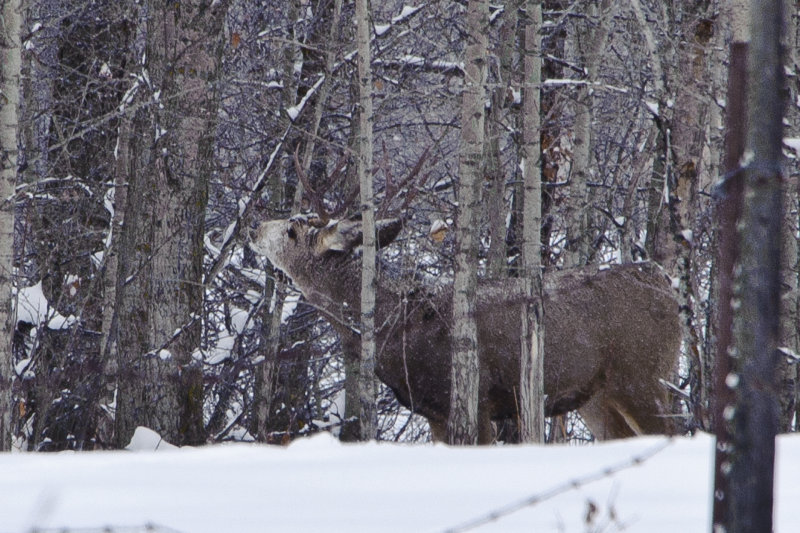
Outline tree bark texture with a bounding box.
[114,0,227,447]
[639,2,716,433]
[636,0,669,268]
[0,0,23,451]
[517,0,544,444]
[355,0,378,441]
[778,1,800,433]
[448,0,488,445]
[566,0,612,268]
[252,0,305,442]
[484,1,518,278]
[669,5,716,431]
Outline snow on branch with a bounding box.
[392,4,424,25]
[779,345,800,363]
[543,78,629,94]
[660,378,691,399]
[143,312,202,361]
[286,74,325,122]
[373,57,464,75]
[783,138,800,158]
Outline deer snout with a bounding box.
[248,220,290,269]
[248,220,276,256]
[247,219,262,248]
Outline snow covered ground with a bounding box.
[2,431,799,533]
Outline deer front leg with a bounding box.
[477,408,494,444]
[428,419,447,442]
[428,414,492,444]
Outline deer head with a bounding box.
[250,216,681,443]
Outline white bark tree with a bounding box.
[0,0,23,451]
[778,1,800,433]
[518,0,545,444]
[448,0,488,445]
[355,0,378,441]
[484,1,518,278]
[565,0,613,268]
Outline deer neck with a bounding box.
[293,254,361,319]
[292,254,402,340]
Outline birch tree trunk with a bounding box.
[0,0,23,451]
[779,169,799,433]
[778,0,800,432]
[114,0,228,447]
[668,3,716,428]
[634,1,715,432]
[355,0,378,441]
[566,0,612,267]
[484,2,518,278]
[448,0,488,445]
[518,0,544,444]
[727,1,784,530]
[631,0,669,268]
[698,0,731,432]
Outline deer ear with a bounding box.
[377,218,402,248]
[316,220,362,254]
[315,218,401,255]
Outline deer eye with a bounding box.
[287,226,297,240]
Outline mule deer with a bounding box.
[250,215,681,443]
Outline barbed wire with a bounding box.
[29,524,184,533]
[442,437,674,533]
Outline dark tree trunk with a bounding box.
[114,0,228,447]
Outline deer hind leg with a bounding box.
[577,394,638,440]
[578,388,674,440]
[428,420,447,442]
[477,408,494,445]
